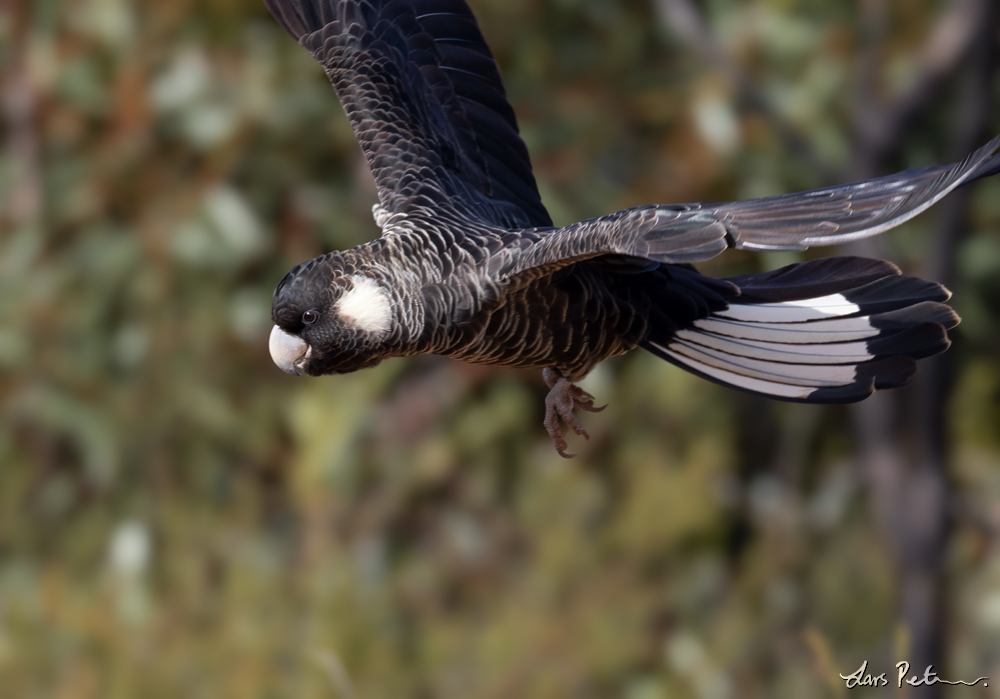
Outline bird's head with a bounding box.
[268,253,394,376]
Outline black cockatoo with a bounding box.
[264,0,1000,456]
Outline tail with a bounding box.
[641,257,959,403]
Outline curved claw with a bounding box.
[549,429,576,458]
[542,372,607,456]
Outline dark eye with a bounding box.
[302,310,318,325]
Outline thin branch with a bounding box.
[310,648,358,699]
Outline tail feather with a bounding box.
[642,257,959,403]
[724,256,899,302]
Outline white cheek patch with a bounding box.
[337,275,392,334]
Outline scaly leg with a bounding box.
[542,368,607,458]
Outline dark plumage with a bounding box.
[264,0,999,456]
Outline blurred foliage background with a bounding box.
[2,0,1000,697]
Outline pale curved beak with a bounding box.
[269,325,309,376]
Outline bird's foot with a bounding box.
[542,369,607,458]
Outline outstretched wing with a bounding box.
[264,0,551,230]
[502,134,1000,279]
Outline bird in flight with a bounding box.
[264,0,1000,457]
